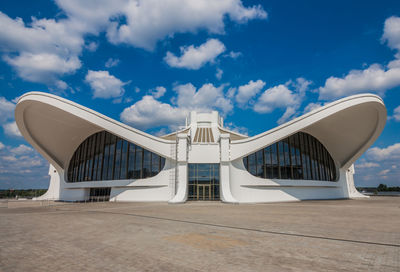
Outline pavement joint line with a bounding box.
[82,209,400,249]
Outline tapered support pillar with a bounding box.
[219,134,238,203]
[169,133,188,203]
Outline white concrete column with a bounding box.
[169,133,188,203]
[34,164,61,200]
[219,134,238,203]
[345,164,368,198]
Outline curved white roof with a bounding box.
[15,92,386,172]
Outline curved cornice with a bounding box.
[15,92,175,170]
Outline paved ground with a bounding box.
[0,197,399,272]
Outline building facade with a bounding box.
[15,92,386,203]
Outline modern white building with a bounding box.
[15,92,386,203]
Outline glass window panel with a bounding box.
[102,132,111,181]
[256,150,264,178]
[294,134,302,179]
[120,140,128,179]
[84,136,92,181]
[92,133,99,181]
[248,153,257,176]
[278,141,286,179]
[97,132,105,180]
[134,146,142,179]
[127,143,135,179]
[108,135,116,180]
[271,143,279,179]
[143,149,151,178]
[264,146,272,178]
[151,153,160,176]
[113,138,122,180]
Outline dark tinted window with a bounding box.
[243,132,336,181]
[67,131,166,182]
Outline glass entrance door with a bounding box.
[188,164,220,201]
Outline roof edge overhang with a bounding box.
[230,93,387,169]
[15,92,175,170]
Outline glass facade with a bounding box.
[243,132,336,181]
[67,131,166,182]
[188,164,220,200]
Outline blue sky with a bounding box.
[0,0,400,189]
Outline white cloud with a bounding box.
[85,41,98,52]
[356,162,379,168]
[382,16,400,53]
[367,143,400,161]
[0,1,266,88]
[120,95,187,130]
[105,58,120,68]
[174,83,233,114]
[3,122,22,137]
[150,86,166,98]
[121,82,233,130]
[392,105,400,121]
[4,53,81,89]
[216,68,223,80]
[10,144,34,155]
[319,16,400,100]
[0,97,15,123]
[379,169,390,175]
[85,70,127,98]
[2,155,17,162]
[105,0,267,50]
[0,12,84,89]
[318,63,400,100]
[303,102,323,113]
[0,142,4,150]
[164,39,226,70]
[225,51,242,59]
[235,79,265,107]
[253,84,297,114]
[253,78,311,124]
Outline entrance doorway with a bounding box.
[188,164,220,201]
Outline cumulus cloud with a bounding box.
[150,86,166,98]
[382,16,400,53]
[392,105,400,121]
[318,63,400,100]
[164,39,226,69]
[104,0,267,50]
[254,78,311,124]
[4,53,80,90]
[367,143,400,161]
[121,82,233,130]
[0,97,15,123]
[303,102,323,114]
[0,12,84,89]
[174,83,233,114]
[120,95,187,130]
[85,70,127,98]
[216,68,223,80]
[0,142,4,150]
[235,79,266,107]
[319,16,400,100]
[3,122,22,137]
[0,142,49,189]
[105,58,120,68]
[356,162,379,168]
[10,144,33,155]
[0,0,266,88]
[225,51,242,59]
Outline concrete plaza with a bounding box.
[0,197,399,271]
